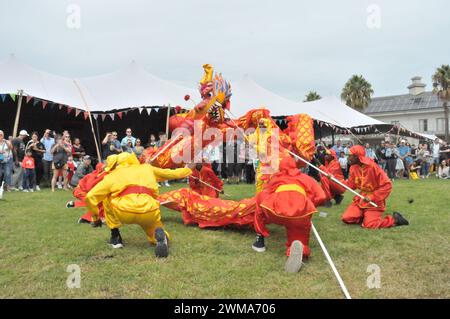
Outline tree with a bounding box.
[304,91,322,102]
[341,75,374,111]
[432,64,450,142]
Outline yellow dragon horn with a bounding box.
[200,64,214,84]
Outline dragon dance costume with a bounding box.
[85,152,191,256]
[319,149,346,204]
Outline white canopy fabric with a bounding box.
[230,76,386,128]
[0,55,196,112]
[0,55,386,129]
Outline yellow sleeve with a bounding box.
[85,177,112,220]
[153,167,192,182]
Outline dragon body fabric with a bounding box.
[140,64,316,228]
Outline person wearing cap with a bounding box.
[85,152,192,257]
[11,130,29,190]
[189,161,224,197]
[252,156,326,273]
[341,145,409,229]
[319,149,346,206]
[70,155,94,187]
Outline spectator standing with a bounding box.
[376,141,387,171]
[66,155,76,186]
[133,139,144,158]
[12,130,28,190]
[365,143,377,161]
[338,151,348,179]
[72,138,86,164]
[0,130,13,191]
[50,136,71,192]
[26,132,45,191]
[156,132,170,186]
[384,142,397,179]
[40,129,55,187]
[332,141,344,155]
[121,128,136,148]
[102,132,122,160]
[419,144,432,178]
[431,138,441,176]
[21,149,36,192]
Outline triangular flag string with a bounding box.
[26,95,33,104]
[10,93,16,102]
[83,112,89,120]
[75,109,81,117]
[101,114,107,121]
[42,101,48,109]
[0,94,6,102]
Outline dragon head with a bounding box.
[198,64,232,124]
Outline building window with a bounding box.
[436,118,445,132]
[419,119,428,132]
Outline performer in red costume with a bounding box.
[252,157,326,273]
[189,162,223,198]
[341,145,409,229]
[66,163,107,223]
[319,149,346,206]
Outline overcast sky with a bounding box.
[1,0,449,100]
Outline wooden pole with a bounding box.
[165,104,171,137]
[73,80,102,162]
[12,90,24,138]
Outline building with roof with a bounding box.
[365,77,447,140]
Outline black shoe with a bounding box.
[155,228,169,258]
[77,218,90,224]
[66,201,75,208]
[109,229,123,248]
[334,194,344,205]
[252,234,266,252]
[393,211,409,226]
[322,200,333,208]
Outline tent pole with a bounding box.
[12,90,24,138]
[331,129,335,145]
[73,80,102,162]
[165,104,171,137]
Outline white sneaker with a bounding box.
[36,186,41,191]
[285,240,304,273]
[23,189,29,193]
[29,189,34,193]
[164,181,170,187]
[18,186,24,191]
[57,184,63,189]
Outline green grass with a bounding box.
[0,179,449,299]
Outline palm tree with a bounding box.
[432,65,450,141]
[304,91,321,102]
[341,75,374,111]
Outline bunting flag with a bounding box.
[33,99,39,106]
[138,107,144,114]
[154,107,159,112]
[10,93,16,102]
[26,95,33,104]
[66,106,73,114]
[42,101,48,109]
[58,104,63,110]
[109,113,115,121]
[0,94,6,102]
[75,109,81,117]
[83,112,89,120]
[101,114,107,121]
[117,112,123,120]
[92,114,98,120]
[146,108,152,115]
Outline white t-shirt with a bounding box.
[338,157,348,169]
[0,140,12,162]
[432,143,441,158]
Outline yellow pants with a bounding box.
[409,172,419,180]
[104,201,169,244]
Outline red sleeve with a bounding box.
[189,170,201,191]
[368,164,392,202]
[203,167,223,190]
[302,174,327,207]
[329,161,344,180]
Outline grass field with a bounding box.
[0,178,449,299]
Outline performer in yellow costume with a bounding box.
[85,152,191,257]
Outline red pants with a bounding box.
[341,202,395,229]
[255,207,312,258]
[73,187,104,222]
[320,176,345,202]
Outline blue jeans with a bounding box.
[22,168,36,190]
[421,162,430,176]
[0,159,13,186]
